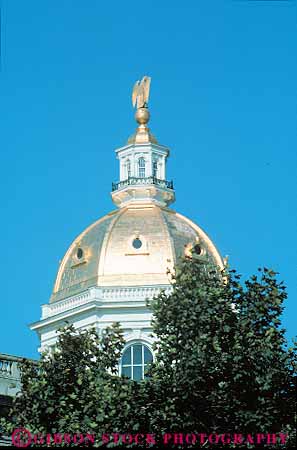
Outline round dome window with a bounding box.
[185,242,205,258]
[132,238,142,249]
[193,244,202,255]
[76,247,84,259]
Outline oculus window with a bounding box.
[132,238,142,249]
[120,343,153,381]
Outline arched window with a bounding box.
[138,157,145,178]
[120,343,153,381]
[152,160,158,178]
[126,159,131,178]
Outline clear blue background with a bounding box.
[1,0,296,358]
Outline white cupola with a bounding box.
[111,90,175,208]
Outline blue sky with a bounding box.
[1,0,296,359]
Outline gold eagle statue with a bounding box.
[132,76,151,109]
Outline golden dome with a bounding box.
[50,205,223,303]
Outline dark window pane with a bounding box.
[144,346,153,363]
[133,345,142,364]
[133,366,142,381]
[121,366,131,378]
[122,347,131,365]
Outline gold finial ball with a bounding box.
[135,107,150,125]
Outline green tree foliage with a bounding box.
[1,254,296,448]
[146,255,296,447]
[1,323,145,446]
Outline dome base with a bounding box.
[111,184,175,208]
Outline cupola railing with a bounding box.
[112,176,174,192]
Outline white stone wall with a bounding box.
[0,355,22,396]
[31,285,172,354]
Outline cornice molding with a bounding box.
[39,285,172,321]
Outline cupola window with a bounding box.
[126,159,131,178]
[138,157,146,178]
[152,160,158,178]
[120,343,153,381]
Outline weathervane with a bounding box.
[129,75,155,142]
[132,76,151,110]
